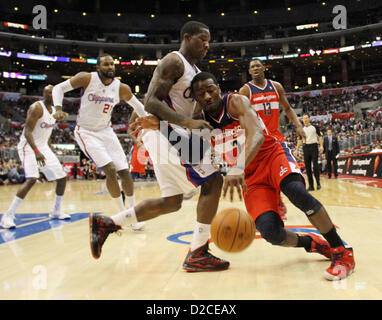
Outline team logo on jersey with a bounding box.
[40,122,55,128]
[279,165,288,176]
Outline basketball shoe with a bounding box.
[306,233,332,259]
[49,211,71,220]
[130,222,146,231]
[183,241,230,272]
[89,213,121,259]
[324,246,355,281]
[0,213,16,229]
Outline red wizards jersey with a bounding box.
[201,93,278,176]
[245,79,285,143]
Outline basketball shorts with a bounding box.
[244,143,301,221]
[17,142,66,181]
[74,125,129,171]
[141,129,218,198]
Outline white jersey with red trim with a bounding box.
[164,51,200,122]
[19,100,56,147]
[76,72,121,131]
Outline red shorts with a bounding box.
[243,143,301,222]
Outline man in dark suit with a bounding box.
[323,129,340,179]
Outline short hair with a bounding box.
[180,21,209,40]
[97,53,113,65]
[249,59,264,66]
[302,113,310,118]
[190,72,218,94]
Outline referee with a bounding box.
[294,114,323,191]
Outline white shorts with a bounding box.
[141,128,217,198]
[74,125,129,171]
[17,143,66,181]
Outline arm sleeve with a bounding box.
[52,79,74,107]
[127,94,149,117]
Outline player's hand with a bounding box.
[319,146,324,154]
[223,172,247,202]
[129,115,160,136]
[296,126,306,140]
[35,151,46,167]
[185,118,213,131]
[53,110,69,121]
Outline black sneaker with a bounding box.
[317,184,321,190]
[308,186,315,191]
[183,241,230,272]
[89,213,121,259]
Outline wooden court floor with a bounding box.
[0,176,382,300]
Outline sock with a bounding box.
[6,196,23,216]
[111,207,138,227]
[125,194,136,209]
[190,222,211,251]
[112,195,125,211]
[296,234,313,251]
[322,227,344,248]
[52,195,63,213]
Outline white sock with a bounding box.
[112,195,125,211]
[6,196,23,216]
[52,195,63,212]
[111,207,138,227]
[125,194,136,209]
[190,222,211,251]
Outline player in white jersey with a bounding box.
[52,54,147,231]
[89,21,230,272]
[1,85,70,229]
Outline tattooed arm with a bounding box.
[144,53,211,130]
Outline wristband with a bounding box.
[33,147,39,154]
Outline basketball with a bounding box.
[211,208,255,252]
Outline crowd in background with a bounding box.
[1,84,381,185]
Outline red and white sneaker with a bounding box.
[89,213,121,259]
[306,233,332,260]
[324,246,355,281]
[183,241,230,272]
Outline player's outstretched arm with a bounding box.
[52,72,91,114]
[222,94,264,202]
[228,94,264,168]
[119,83,148,118]
[144,54,212,130]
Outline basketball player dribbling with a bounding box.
[191,72,355,281]
[52,54,147,231]
[89,21,230,272]
[239,59,307,219]
[1,85,70,229]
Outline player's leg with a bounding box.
[327,154,332,178]
[1,146,39,229]
[89,193,183,259]
[303,146,314,190]
[280,173,355,280]
[38,146,70,220]
[312,145,321,189]
[183,172,230,272]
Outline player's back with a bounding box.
[77,72,120,131]
[245,79,285,143]
[19,101,56,147]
